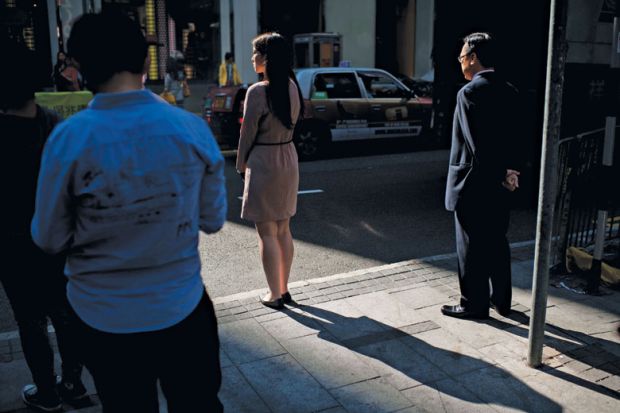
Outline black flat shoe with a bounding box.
[260,296,284,310]
[281,292,292,304]
[441,304,488,319]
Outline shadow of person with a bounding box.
[284,304,562,412]
[484,312,620,399]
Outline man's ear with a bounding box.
[470,52,477,64]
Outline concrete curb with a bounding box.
[212,239,536,305]
[0,240,536,346]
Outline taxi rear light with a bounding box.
[238,117,244,124]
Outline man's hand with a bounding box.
[502,169,520,192]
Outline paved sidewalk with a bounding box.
[1,245,618,412]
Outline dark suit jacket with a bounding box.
[445,71,520,212]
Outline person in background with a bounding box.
[1,39,86,413]
[164,57,186,108]
[57,55,82,92]
[31,12,226,412]
[219,52,242,87]
[51,50,68,90]
[236,33,304,309]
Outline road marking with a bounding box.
[237,189,323,200]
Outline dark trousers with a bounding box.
[454,195,512,314]
[70,291,223,413]
[2,239,82,393]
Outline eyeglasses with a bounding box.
[457,52,472,63]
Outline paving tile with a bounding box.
[453,366,563,413]
[415,306,512,350]
[391,286,451,310]
[302,300,389,341]
[399,321,441,336]
[239,354,338,413]
[244,301,265,311]
[313,295,332,304]
[229,306,249,315]
[219,318,286,365]
[220,366,271,413]
[329,377,412,413]
[236,311,255,320]
[545,305,618,336]
[402,379,495,413]
[261,313,322,341]
[355,338,447,390]
[477,341,528,366]
[578,366,614,383]
[400,329,491,377]
[281,333,378,389]
[220,349,233,368]
[249,307,274,318]
[306,289,326,298]
[314,407,348,413]
[346,292,426,328]
[216,308,233,317]
[597,374,620,392]
[217,315,238,324]
[523,367,619,413]
[254,311,288,323]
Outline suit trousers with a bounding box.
[454,194,512,314]
[69,290,223,413]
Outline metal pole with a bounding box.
[528,0,568,368]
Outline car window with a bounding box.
[312,73,361,99]
[358,72,408,99]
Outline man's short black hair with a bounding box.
[0,40,41,110]
[68,12,147,89]
[463,32,496,68]
[225,52,233,60]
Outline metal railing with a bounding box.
[551,126,620,269]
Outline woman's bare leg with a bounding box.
[276,219,294,294]
[256,221,282,300]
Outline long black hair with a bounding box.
[252,33,304,129]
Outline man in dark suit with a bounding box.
[442,32,520,319]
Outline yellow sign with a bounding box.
[35,91,93,119]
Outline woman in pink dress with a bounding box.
[236,33,304,309]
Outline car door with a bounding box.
[309,72,370,141]
[356,70,425,139]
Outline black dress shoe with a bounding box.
[441,304,488,319]
[490,304,511,317]
[281,292,292,304]
[260,296,284,310]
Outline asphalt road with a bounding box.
[0,144,537,332]
[199,145,537,298]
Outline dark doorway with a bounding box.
[259,0,320,39]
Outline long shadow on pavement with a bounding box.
[286,304,563,412]
[485,313,620,400]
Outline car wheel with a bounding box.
[295,124,327,161]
